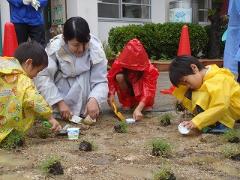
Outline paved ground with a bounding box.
[102,72,176,113]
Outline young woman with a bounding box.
[35,17,108,121]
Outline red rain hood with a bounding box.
[116,39,150,71]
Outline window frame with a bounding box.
[98,0,152,22]
[197,0,212,25]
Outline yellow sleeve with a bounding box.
[23,83,52,120]
[192,77,231,130]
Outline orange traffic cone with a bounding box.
[177,25,191,56]
[3,22,18,57]
[160,25,191,95]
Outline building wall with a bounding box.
[0,1,10,43]
[98,0,171,42]
[66,0,98,36]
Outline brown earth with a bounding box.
[0,72,240,180]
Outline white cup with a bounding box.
[178,123,190,135]
[67,128,80,140]
[126,118,136,124]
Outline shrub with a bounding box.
[108,22,208,60]
[151,138,172,157]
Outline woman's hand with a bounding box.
[57,100,72,120]
[48,116,62,132]
[85,97,100,120]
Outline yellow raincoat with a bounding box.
[173,65,240,130]
[0,57,52,142]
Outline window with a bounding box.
[98,0,151,20]
[198,0,211,23]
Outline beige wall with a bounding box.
[66,0,98,36]
[0,1,10,43]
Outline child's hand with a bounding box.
[48,117,62,132]
[133,109,143,121]
[181,120,196,129]
[85,97,100,120]
[57,100,72,120]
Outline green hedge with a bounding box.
[108,23,208,60]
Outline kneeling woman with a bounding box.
[35,17,108,120]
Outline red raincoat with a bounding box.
[107,39,159,108]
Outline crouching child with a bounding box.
[169,56,240,134]
[0,41,61,143]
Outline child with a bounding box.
[0,41,61,142]
[169,56,240,133]
[107,39,159,121]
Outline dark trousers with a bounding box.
[14,23,46,47]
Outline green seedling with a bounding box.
[151,139,172,157]
[153,167,176,180]
[40,156,64,175]
[0,130,25,150]
[221,144,240,161]
[159,113,172,127]
[114,121,128,133]
[37,120,52,139]
[223,129,240,143]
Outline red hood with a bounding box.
[116,39,150,71]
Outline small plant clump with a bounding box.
[159,113,172,127]
[79,140,93,152]
[223,129,240,143]
[0,130,25,150]
[153,167,176,180]
[37,121,52,139]
[221,144,240,161]
[151,139,172,157]
[114,121,128,133]
[40,156,64,175]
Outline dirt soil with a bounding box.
[0,111,240,180]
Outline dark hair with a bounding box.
[169,56,205,87]
[14,41,48,67]
[63,17,90,43]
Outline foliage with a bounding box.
[37,120,52,139]
[151,138,172,157]
[221,144,240,158]
[223,129,240,143]
[114,121,128,133]
[153,167,176,180]
[159,113,172,127]
[0,130,25,150]
[40,156,64,175]
[103,42,117,60]
[108,23,208,60]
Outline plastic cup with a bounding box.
[70,115,82,124]
[126,118,136,124]
[178,123,190,135]
[67,128,80,140]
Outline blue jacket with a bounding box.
[7,0,48,26]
